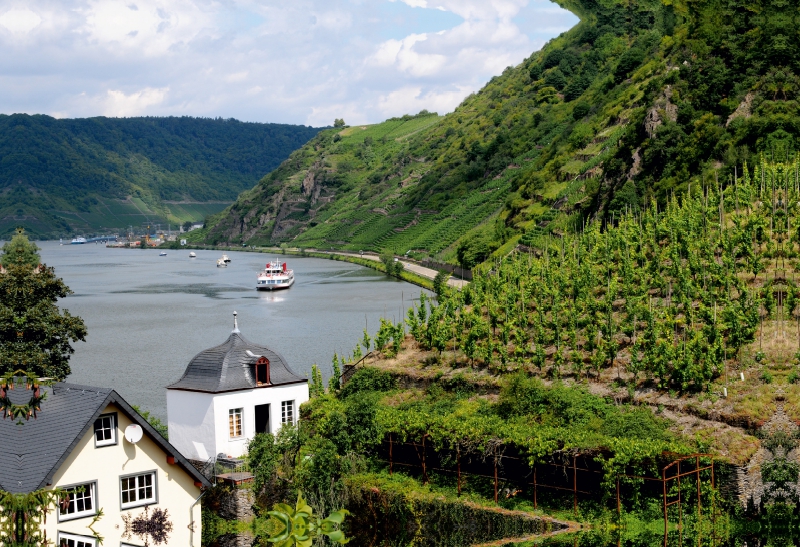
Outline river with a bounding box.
[38,242,422,420]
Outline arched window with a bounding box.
[255,357,270,386]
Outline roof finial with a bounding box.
[232,311,240,333]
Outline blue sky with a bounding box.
[0,0,578,126]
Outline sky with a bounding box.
[0,0,578,127]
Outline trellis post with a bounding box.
[696,455,701,522]
[573,455,578,516]
[456,445,461,497]
[493,447,499,504]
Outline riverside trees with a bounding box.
[0,229,86,380]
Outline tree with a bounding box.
[0,232,87,380]
[1,228,40,268]
[334,119,346,128]
[433,270,450,296]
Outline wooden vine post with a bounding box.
[573,455,578,516]
[493,446,499,504]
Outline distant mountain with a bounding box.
[0,115,321,238]
[200,0,798,267]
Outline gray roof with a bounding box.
[166,330,307,393]
[0,382,210,494]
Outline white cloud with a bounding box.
[394,0,429,7]
[103,87,169,116]
[0,9,42,34]
[376,85,472,119]
[80,0,213,56]
[225,71,249,83]
[0,0,579,124]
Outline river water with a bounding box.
[38,242,421,420]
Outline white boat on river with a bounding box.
[256,260,294,290]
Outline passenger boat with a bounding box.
[189,252,197,258]
[216,258,227,268]
[222,253,231,263]
[159,251,167,256]
[256,260,294,290]
[71,237,87,245]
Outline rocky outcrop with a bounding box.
[736,398,800,510]
[644,85,678,139]
[727,92,755,127]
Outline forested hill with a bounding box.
[0,115,321,238]
[199,0,799,267]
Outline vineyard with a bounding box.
[398,158,800,395]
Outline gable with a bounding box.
[0,382,209,494]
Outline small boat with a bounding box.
[217,258,227,268]
[189,252,197,258]
[71,237,87,245]
[222,254,231,263]
[159,251,167,256]
[256,259,294,290]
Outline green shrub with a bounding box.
[339,367,396,399]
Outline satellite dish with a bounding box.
[125,424,143,444]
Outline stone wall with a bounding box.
[217,487,256,521]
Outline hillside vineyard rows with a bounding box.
[403,158,797,393]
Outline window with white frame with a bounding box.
[281,400,294,425]
[58,482,97,521]
[57,532,97,547]
[229,408,243,438]
[93,413,116,447]
[120,471,157,508]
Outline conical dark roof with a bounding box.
[167,330,306,393]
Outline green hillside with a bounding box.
[0,115,321,238]
[201,0,799,266]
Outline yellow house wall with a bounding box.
[42,403,202,547]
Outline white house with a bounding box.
[0,382,210,547]
[166,313,310,462]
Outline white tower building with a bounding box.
[166,312,309,462]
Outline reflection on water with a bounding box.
[38,242,424,420]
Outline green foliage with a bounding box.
[1,115,320,238]
[338,367,396,399]
[456,232,496,269]
[132,405,169,439]
[0,487,71,546]
[433,270,450,296]
[1,229,40,268]
[249,432,281,494]
[380,253,404,277]
[328,354,341,394]
[0,236,87,379]
[266,492,349,546]
[403,159,800,392]
[305,371,683,486]
[309,364,325,398]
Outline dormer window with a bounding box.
[255,356,271,386]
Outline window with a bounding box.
[255,357,270,386]
[58,532,97,547]
[94,413,116,447]
[281,400,294,425]
[229,408,243,438]
[58,483,97,521]
[120,471,157,508]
